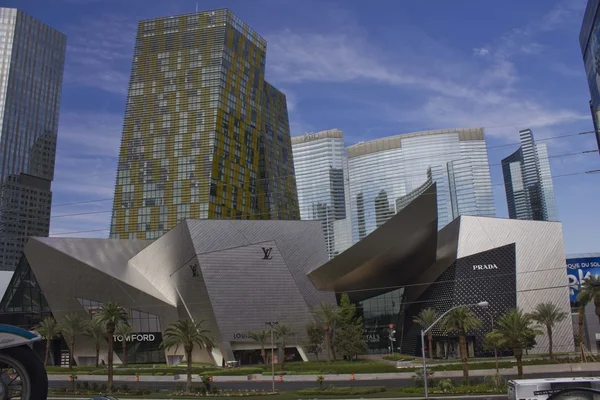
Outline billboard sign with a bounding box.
[567,256,600,303]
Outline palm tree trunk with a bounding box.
[70,340,75,369]
[186,350,192,394]
[330,331,337,361]
[458,333,469,382]
[514,347,524,378]
[95,341,100,368]
[280,341,286,372]
[261,344,267,365]
[108,333,114,393]
[324,328,332,362]
[578,306,585,361]
[44,339,50,367]
[547,325,553,360]
[427,332,434,359]
[122,342,127,366]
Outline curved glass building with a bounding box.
[346,128,495,243]
[291,129,347,259]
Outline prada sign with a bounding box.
[472,264,498,271]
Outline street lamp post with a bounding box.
[265,321,278,393]
[421,301,489,399]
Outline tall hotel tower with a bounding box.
[0,9,66,270]
[502,129,558,222]
[346,128,496,243]
[110,10,299,239]
[291,129,347,259]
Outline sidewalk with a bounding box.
[47,362,600,383]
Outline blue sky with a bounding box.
[4,0,600,254]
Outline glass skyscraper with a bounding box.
[501,129,558,222]
[291,129,347,259]
[345,128,495,243]
[0,8,66,271]
[580,0,600,155]
[109,9,299,240]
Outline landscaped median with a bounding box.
[49,384,507,399]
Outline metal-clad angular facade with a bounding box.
[18,219,335,366]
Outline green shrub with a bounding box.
[382,354,415,362]
[296,386,386,396]
[284,360,397,374]
[211,367,263,376]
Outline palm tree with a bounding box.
[483,331,503,386]
[489,309,541,378]
[115,322,133,366]
[274,323,295,371]
[161,319,214,394]
[313,302,338,362]
[60,313,85,369]
[96,302,129,393]
[35,317,61,367]
[248,330,269,364]
[84,317,105,368]
[529,302,568,359]
[413,308,438,359]
[441,307,482,382]
[578,276,600,322]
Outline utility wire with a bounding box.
[4,147,586,215]
[0,165,595,240]
[0,167,595,229]
[52,129,598,183]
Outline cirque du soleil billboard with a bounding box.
[567,256,600,303]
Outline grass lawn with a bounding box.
[50,386,507,399]
[46,355,583,376]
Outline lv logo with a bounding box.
[189,264,199,277]
[262,247,273,260]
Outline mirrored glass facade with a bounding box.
[110,9,299,240]
[291,129,348,259]
[502,129,558,222]
[580,0,600,154]
[346,128,495,243]
[0,8,66,270]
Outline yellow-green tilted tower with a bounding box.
[110,9,299,239]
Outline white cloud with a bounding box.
[63,15,136,94]
[50,111,122,237]
[58,111,123,157]
[264,1,589,141]
[473,48,490,57]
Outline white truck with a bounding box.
[508,378,600,400]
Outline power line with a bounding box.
[0,165,595,238]
[0,166,593,231]
[52,129,598,183]
[10,147,588,215]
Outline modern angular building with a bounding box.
[502,129,558,222]
[109,9,299,240]
[310,183,573,356]
[0,183,573,364]
[345,128,495,243]
[0,8,66,270]
[1,219,334,366]
[291,129,348,259]
[580,0,600,155]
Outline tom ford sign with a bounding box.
[113,334,156,342]
[472,264,498,270]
